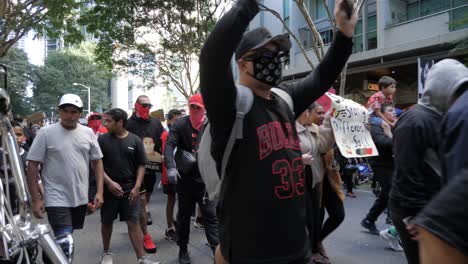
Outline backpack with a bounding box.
[198,84,294,201]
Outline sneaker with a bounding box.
[165,227,178,242]
[194,221,204,230]
[178,249,191,264]
[361,219,380,235]
[138,255,160,264]
[101,252,113,264]
[380,229,404,252]
[147,212,153,225]
[143,234,157,253]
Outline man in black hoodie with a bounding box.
[199,0,357,263]
[389,59,465,264]
[126,95,164,254]
[165,93,219,264]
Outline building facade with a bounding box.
[250,0,468,107]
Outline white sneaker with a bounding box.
[380,229,403,252]
[101,252,113,264]
[138,255,160,264]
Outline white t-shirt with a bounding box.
[27,123,103,207]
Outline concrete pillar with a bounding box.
[110,74,129,112]
[376,0,388,49]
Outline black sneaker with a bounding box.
[178,250,191,264]
[147,212,153,226]
[361,219,380,235]
[165,227,177,242]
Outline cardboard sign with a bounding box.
[326,92,378,158]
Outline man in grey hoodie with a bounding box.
[389,59,466,264]
[412,60,468,263]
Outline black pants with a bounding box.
[342,168,355,193]
[320,179,345,241]
[176,177,219,250]
[390,206,420,264]
[366,166,392,222]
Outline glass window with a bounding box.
[316,0,327,19]
[283,0,290,28]
[355,20,363,35]
[319,30,333,45]
[452,5,468,30]
[367,15,377,31]
[367,31,378,50]
[353,36,363,53]
[454,0,468,7]
[407,2,420,20]
[421,0,450,16]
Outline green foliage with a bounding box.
[0,0,81,57]
[0,47,35,116]
[77,0,224,99]
[32,42,112,114]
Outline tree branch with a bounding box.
[259,3,315,70]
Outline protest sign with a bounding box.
[326,92,378,158]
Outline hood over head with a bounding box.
[419,59,468,114]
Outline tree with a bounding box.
[0,47,35,116]
[77,0,228,100]
[32,42,111,113]
[0,0,81,58]
[260,0,364,94]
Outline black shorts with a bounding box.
[163,183,176,195]
[46,205,87,233]
[141,170,160,194]
[101,193,140,224]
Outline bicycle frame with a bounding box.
[0,65,70,263]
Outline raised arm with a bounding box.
[199,0,259,131]
[279,0,357,117]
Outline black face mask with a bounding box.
[251,55,283,86]
[244,50,288,87]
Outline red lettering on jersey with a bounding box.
[268,122,285,151]
[257,124,272,160]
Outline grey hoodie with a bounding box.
[419,59,468,115]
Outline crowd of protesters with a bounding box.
[2,1,465,264]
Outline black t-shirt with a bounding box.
[98,132,147,192]
[199,0,352,262]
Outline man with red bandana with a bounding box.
[126,95,164,254]
[165,94,219,264]
[88,113,108,136]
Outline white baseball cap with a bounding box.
[58,94,83,108]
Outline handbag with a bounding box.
[175,149,197,175]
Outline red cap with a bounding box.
[189,93,204,108]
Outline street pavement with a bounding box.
[72,185,406,264]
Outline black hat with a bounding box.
[235,27,291,60]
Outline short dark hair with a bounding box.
[381,103,394,113]
[307,102,323,112]
[104,108,128,127]
[59,104,83,113]
[11,121,24,131]
[378,76,397,90]
[135,95,149,104]
[167,109,182,121]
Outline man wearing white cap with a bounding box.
[27,94,104,250]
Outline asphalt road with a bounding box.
[70,186,407,264]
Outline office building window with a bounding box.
[367,15,377,50]
[316,0,327,19]
[353,20,363,53]
[284,0,290,29]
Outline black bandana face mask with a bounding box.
[245,50,288,87]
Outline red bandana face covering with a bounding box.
[189,107,205,131]
[88,120,101,134]
[135,103,150,120]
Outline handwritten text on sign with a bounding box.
[326,92,378,158]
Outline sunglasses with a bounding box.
[140,103,153,108]
[243,50,290,64]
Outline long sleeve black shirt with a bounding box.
[199,0,352,263]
